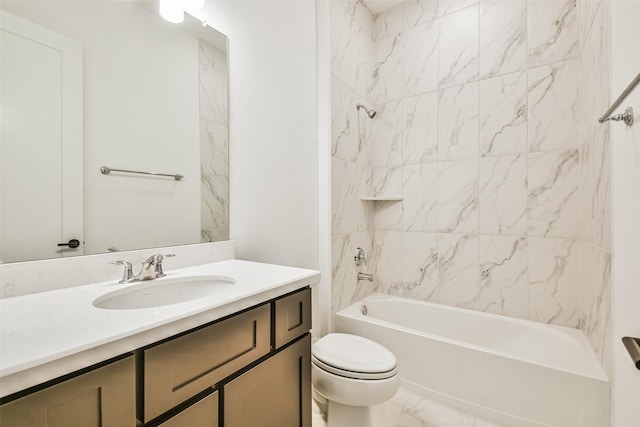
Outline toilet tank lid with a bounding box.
[312,333,397,373]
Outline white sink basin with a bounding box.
[93,275,235,310]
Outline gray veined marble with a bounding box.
[199,41,229,242]
[528,59,580,152]
[330,0,375,97]
[575,0,612,373]
[480,236,528,319]
[438,82,479,161]
[528,0,578,66]
[580,241,612,368]
[577,0,605,44]
[479,71,528,157]
[372,167,403,231]
[372,1,403,42]
[403,0,438,30]
[372,166,403,197]
[200,120,229,179]
[438,233,481,310]
[479,0,527,79]
[331,157,373,235]
[331,231,376,314]
[372,230,404,293]
[480,154,528,236]
[439,0,479,17]
[438,5,479,88]
[370,101,403,167]
[200,174,229,242]
[331,78,370,164]
[590,128,611,248]
[399,232,439,302]
[528,237,581,327]
[402,164,438,232]
[199,42,228,126]
[402,92,438,165]
[328,0,610,347]
[438,159,479,234]
[402,20,439,97]
[528,148,580,238]
[369,33,404,103]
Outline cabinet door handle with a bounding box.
[58,239,80,249]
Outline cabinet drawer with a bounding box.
[144,304,271,421]
[274,288,311,349]
[157,391,218,427]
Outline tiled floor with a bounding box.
[312,387,505,427]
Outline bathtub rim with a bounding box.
[336,293,608,382]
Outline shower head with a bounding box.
[356,103,377,119]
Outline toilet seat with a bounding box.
[312,333,398,380]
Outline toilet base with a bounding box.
[327,400,386,427]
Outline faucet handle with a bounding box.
[354,247,367,266]
[154,254,175,278]
[108,260,134,284]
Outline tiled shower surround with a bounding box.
[330,0,612,372]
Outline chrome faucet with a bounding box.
[354,248,374,281]
[135,254,175,281]
[136,255,159,281]
[354,247,367,266]
[109,260,134,284]
[357,272,374,282]
[152,253,174,278]
[109,254,175,283]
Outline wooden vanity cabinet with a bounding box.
[0,356,135,427]
[155,287,312,427]
[0,287,312,427]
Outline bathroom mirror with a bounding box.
[0,0,229,263]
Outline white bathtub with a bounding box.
[335,294,609,427]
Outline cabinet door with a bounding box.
[158,391,218,427]
[224,334,311,427]
[0,356,135,427]
[274,288,311,349]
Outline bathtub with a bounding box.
[335,294,609,427]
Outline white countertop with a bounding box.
[0,259,320,398]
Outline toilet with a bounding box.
[311,333,400,427]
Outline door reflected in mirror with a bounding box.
[0,1,229,263]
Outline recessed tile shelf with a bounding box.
[360,196,404,201]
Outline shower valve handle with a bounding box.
[354,247,367,266]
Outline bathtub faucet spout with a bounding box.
[357,272,374,282]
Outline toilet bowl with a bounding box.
[311,333,400,427]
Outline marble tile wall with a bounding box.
[576,0,612,375]
[199,41,229,242]
[364,0,585,327]
[331,0,612,359]
[330,0,377,317]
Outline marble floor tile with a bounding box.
[311,387,506,427]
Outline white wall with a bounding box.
[610,1,640,425]
[196,1,319,270]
